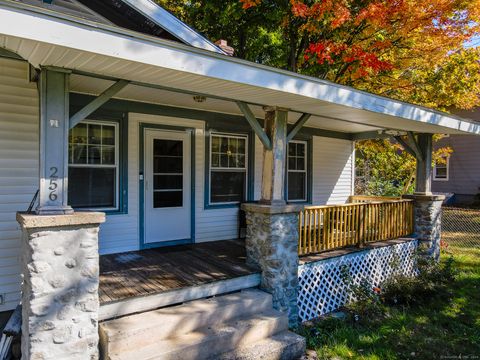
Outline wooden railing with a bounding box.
[349,195,402,203]
[298,198,414,256]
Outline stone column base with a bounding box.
[17,212,105,360]
[241,203,302,327]
[403,194,445,261]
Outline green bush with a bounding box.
[381,255,456,306]
[339,254,456,321]
[340,265,387,323]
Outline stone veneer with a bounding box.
[17,212,105,360]
[242,203,302,327]
[403,194,445,261]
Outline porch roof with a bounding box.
[1,1,479,136]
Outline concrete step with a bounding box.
[106,309,289,360]
[217,331,307,360]
[100,289,273,356]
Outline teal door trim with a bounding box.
[139,122,196,249]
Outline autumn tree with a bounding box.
[355,137,452,196]
[238,0,480,110]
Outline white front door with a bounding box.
[144,129,191,244]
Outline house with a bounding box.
[432,108,480,205]
[0,0,479,359]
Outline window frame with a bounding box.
[286,140,309,202]
[68,120,120,212]
[433,155,450,182]
[208,132,249,206]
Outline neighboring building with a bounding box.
[0,1,478,359]
[432,108,480,205]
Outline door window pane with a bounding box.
[154,175,183,190]
[153,139,183,208]
[154,191,183,208]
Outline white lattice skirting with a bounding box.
[297,240,418,322]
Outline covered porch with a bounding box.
[3,2,480,358]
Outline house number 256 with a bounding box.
[49,167,58,201]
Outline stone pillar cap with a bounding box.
[402,194,446,201]
[17,211,106,229]
[241,203,303,214]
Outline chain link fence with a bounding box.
[442,207,480,253]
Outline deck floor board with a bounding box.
[99,239,259,304]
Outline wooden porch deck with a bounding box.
[99,239,259,305]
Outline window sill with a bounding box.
[287,200,310,205]
[204,202,241,210]
[72,208,127,216]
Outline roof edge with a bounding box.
[119,0,225,54]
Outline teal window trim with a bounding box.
[138,123,196,249]
[68,115,128,215]
[285,136,312,204]
[204,129,254,209]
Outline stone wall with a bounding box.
[17,212,105,360]
[242,204,301,327]
[404,194,444,261]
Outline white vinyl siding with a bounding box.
[312,136,354,205]
[0,58,39,311]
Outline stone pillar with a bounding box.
[17,212,105,360]
[403,194,445,261]
[242,203,302,327]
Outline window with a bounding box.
[433,156,449,181]
[287,141,307,201]
[209,134,247,204]
[68,121,119,210]
[153,139,183,208]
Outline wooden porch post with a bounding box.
[415,133,433,195]
[36,68,73,215]
[260,107,288,205]
[404,133,444,260]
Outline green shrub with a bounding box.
[381,255,456,306]
[340,265,387,323]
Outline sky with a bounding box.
[464,35,480,48]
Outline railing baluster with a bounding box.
[297,198,414,256]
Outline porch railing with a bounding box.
[298,198,414,256]
[348,195,402,203]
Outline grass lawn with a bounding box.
[297,245,480,360]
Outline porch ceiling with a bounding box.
[1,2,479,136]
[69,74,380,134]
